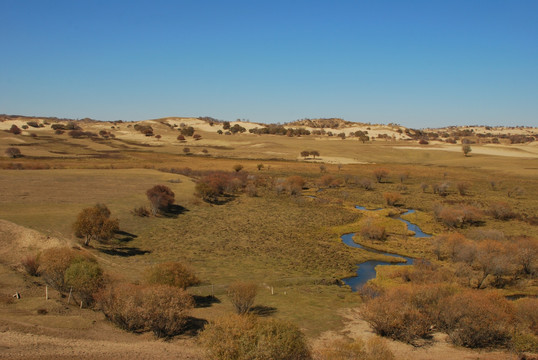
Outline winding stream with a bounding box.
[342,206,431,291]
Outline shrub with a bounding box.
[227,281,257,314]
[420,183,428,193]
[64,258,103,306]
[21,254,40,276]
[73,204,119,246]
[456,182,470,196]
[514,298,538,335]
[359,218,386,241]
[433,204,483,228]
[39,247,89,290]
[418,139,429,145]
[440,290,513,348]
[358,177,374,190]
[488,201,515,220]
[132,206,150,217]
[233,164,244,172]
[145,262,200,289]
[462,144,472,156]
[177,134,185,141]
[257,163,264,170]
[373,168,389,183]
[361,285,451,344]
[383,192,401,206]
[146,185,175,215]
[5,147,22,158]
[193,134,202,140]
[9,124,21,134]
[27,121,39,128]
[199,314,312,360]
[98,283,194,337]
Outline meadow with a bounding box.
[0,117,537,359]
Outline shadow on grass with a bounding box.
[114,230,138,243]
[182,316,209,336]
[249,305,277,317]
[159,204,189,218]
[193,295,220,308]
[100,246,151,257]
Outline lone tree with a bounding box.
[462,144,472,157]
[73,204,119,246]
[5,147,22,158]
[310,150,320,159]
[146,185,175,215]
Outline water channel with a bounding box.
[342,206,432,291]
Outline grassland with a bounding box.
[0,117,537,358]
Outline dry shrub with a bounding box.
[456,182,470,196]
[21,254,40,276]
[97,283,194,337]
[420,183,429,193]
[514,298,538,335]
[132,206,150,217]
[359,218,386,241]
[361,284,453,344]
[433,204,483,228]
[39,247,89,291]
[5,147,22,158]
[199,314,312,360]
[383,192,402,206]
[440,290,514,348]
[245,183,258,197]
[145,262,200,289]
[488,201,515,220]
[512,237,538,276]
[373,168,389,183]
[286,175,306,195]
[227,281,257,314]
[314,336,394,360]
[466,228,505,241]
[358,177,374,190]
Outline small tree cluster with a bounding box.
[73,204,119,246]
[199,314,312,360]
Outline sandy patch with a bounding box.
[396,145,538,158]
[0,220,66,265]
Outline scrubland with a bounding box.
[0,116,536,359]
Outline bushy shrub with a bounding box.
[440,290,513,348]
[5,147,22,158]
[383,192,402,206]
[8,124,21,134]
[456,182,470,196]
[97,283,194,337]
[361,284,452,344]
[132,206,150,217]
[227,281,257,315]
[433,204,483,228]
[145,262,200,289]
[359,218,386,241]
[199,314,311,360]
[64,258,103,305]
[488,201,515,220]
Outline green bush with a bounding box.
[64,258,103,306]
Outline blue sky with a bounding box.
[1,0,537,128]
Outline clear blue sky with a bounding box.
[1,0,537,128]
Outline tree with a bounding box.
[5,147,22,158]
[227,281,257,315]
[146,185,175,215]
[462,144,472,156]
[73,204,119,246]
[9,124,21,134]
[300,150,310,159]
[64,258,103,306]
[310,150,320,158]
